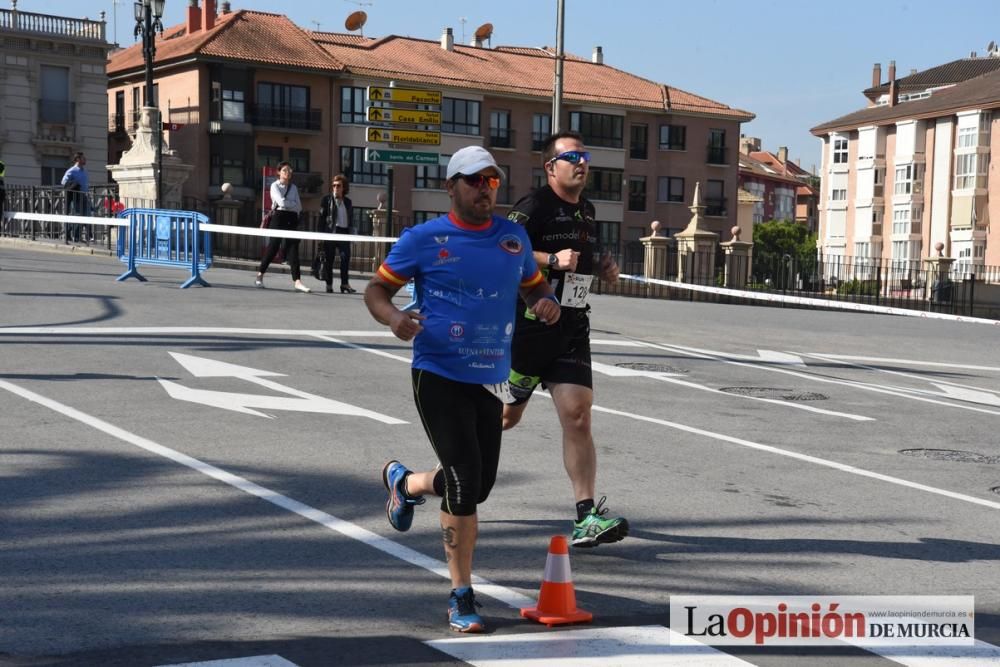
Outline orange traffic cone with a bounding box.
[520,535,593,626]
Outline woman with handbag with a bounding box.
[256,161,310,293]
[317,173,357,293]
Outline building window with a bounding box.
[415,164,447,189]
[707,128,727,164]
[570,111,623,148]
[489,110,512,148]
[288,148,310,174]
[113,91,125,132]
[957,126,978,148]
[586,167,623,201]
[39,65,71,123]
[40,157,66,186]
[832,137,848,164]
[830,189,847,201]
[223,90,245,122]
[657,176,685,203]
[256,146,282,171]
[629,124,648,159]
[340,146,387,185]
[627,175,646,211]
[705,179,726,216]
[443,98,480,135]
[659,124,686,150]
[340,86,366,124]
[496,164,513,204]
[955,153,988,189]
[893,163,923,195]
[597,221,620,255]
[531,168,546,191]
[256,82,317,130]
[532,113,551,151]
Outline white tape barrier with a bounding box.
[619,274,1000,327]
[200,222,399,244]
[5,211,128,227]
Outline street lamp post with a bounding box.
[134,0,164,206]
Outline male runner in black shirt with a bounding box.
[504,131,629,548]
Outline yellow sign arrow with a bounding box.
[366,127,441,146]
[367,87,442,105]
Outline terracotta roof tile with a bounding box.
[315,34,752,119]
[108,10,342,76]
[108,13,751,120]
[738,153,802,186]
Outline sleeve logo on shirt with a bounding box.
[498,234,524,255]
[507,211,529,225]
[434,235,449,244]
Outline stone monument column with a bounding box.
[674,181,719,284]
[107,107,193,209]
[924,241,956,304]
[721,225,753,289]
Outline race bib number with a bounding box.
[562,272,593,308]
[483,381,516,404]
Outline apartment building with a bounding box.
[811,53,1000,272]
[105,2,753,249]
[0,4,113,186]
[737,137,819,231]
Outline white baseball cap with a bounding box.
[446,146,506,182]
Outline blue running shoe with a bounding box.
[447,586,485,633]
[381,460,425,532]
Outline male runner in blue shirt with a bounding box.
[364,146,561,633]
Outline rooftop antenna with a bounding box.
[345,10,368,36]
[459,17,467,43]
[988,40,998,55]
[310,19,321,31]
[473,22,493,48]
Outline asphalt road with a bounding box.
[1,244,998,667]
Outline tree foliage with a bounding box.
[752,220,818,282]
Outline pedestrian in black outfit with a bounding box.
[256,161,311,293]
[318,173,357,293]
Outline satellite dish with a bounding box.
[345,10,367,32]
[988,40,997,53]
[474,22,493,43]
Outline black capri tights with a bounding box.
[411,368,503,516]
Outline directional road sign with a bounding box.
[366,127,441,146]
[365,148,442,166]
[366,107,442,125]
[367,86,442,105]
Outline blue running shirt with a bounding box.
[377,212,543,384]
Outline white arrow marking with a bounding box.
[756,349,806,366]
[591,360,685,378]
[159,352,406,423]
[931,383,1000,407]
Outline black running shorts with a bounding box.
[508,309,592,406]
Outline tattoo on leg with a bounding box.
[442,526,457,549]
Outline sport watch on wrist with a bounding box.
[547,253,558,267]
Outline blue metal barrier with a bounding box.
[116,208,213,288]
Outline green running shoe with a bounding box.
[571,496,629,548]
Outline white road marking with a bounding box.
[0,378,533,610]
[643,341,1000,417]
[0,327,398,337]
[574,395,1000,511]
[155,655,300,667]
[591,360,873,422]
[802,353,1000,373]
[801,352,1000,408]
[426,626,751,666]
[160,352,407,423]
[866,639,1000,666]
[755,350,807,366]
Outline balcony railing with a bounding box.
[292,171,324,195]
[872,223,883,237]
[108,113,127,134]
[0,8,106,41]
[531,131,547,152]
[488,127,515,149]
[38,99,75,124]
[705,197,727,216]
[873,184,884,198]
[706,146,728,165]
[250,104,321,131]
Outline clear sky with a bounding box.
[25,0,1000,170]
